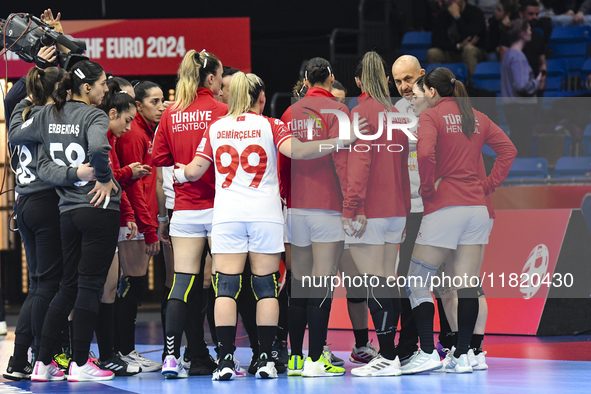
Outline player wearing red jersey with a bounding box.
[412,76,491,371]
[114,80,164,372]
[402,67,516,374]
[152,49,227,378]
[282,58,353,378]
[344,52,410,377]
[174,72,362,380]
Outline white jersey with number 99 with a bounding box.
[195,112,291,226]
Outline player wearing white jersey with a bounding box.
[173,72,364,381]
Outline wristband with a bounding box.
[173,168,189,184]
[157,215,169,223]
[335,138,345,149]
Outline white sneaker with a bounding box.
[323,345,345,366]
[119,350,162,372]
[350,341,379,364]
[443,352,473,373]
[0,321,7,335]
[255,354,278,379]
[161,355,188,379]
[68,358,114,382]
[435,346,455,373]
[31,361,65,382]
[400,351,418,367]
[400,350,442,374]
[468,349,488,370]
[351,355,402,377]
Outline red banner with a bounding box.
[1,18,251,78]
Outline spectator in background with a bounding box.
[486,0,520,61]
[427,0,487,80]
[551,0,591,27]
[469,0,499,19]
[501,18,543,157]
[500,1,548,94]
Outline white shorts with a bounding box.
[289,209,344,247]
[211,222,285,254]
[169,209,213,238]
[415,206,489,249]
[488,218,494,236]
[118,227,145,242]
[346,217,406,245]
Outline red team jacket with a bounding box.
[116,114,159,244]
[417,97,517,216]
[152,88,227,211]
[343,93,411,219]
[107,130,135,227]
[281,87,349,212]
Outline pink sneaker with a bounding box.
[31,361,65,382]
[68,358,114,382]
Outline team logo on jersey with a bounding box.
[303,107,328,138]
[147,140,153,155]
[197,138,207,152]
[237,116,246,122]
[21,117,34,129]
[520,244,549,299]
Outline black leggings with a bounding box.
[15,190,63,358]
[38,207,119,366]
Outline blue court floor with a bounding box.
[0,316,590,393]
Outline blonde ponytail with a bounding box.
[227,72,265,118]
[358,51,392,110]
[172,49,221,112]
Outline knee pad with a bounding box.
[405,256,437,309]
[212,272,242,299]
[251,271,279,301]
[457,287,480,299]
[117,275,148,305]
[346,276,367,304]
[168,273,196,302]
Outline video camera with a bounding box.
[0,13,88,70]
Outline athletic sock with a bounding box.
[257,326,277,357]
[353,328,369,349]
[307,299,331,361]
[184,279,207,358]
[160,285,171,353]
[454,289,479,358]
[470,334,484,355]
[114,297,137,355]
[95,303,115,361]
[288,279,308,357]
[237,267,259,355]
[216,326,237,361]
[413,302,435,354]
[367,280,398,361]
[165,299,188,358]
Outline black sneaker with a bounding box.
[97,353,142,376]
[247,352,259,375]
[188,354,217,376]
[271,340,289,366]
[3,356,33,381]
[212,354,236,381]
